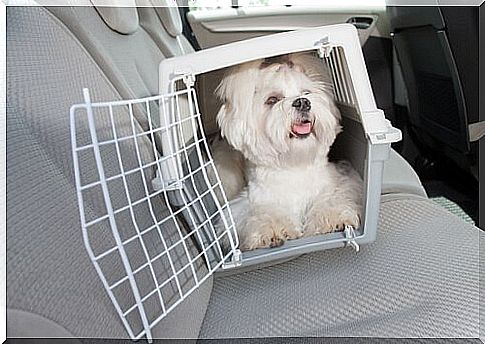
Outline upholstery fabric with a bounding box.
[7,309,78,338]
[91,2,140,35]
[6,7,212,339]
[47,5,194,141]
[151,0,183,37]
[138,3,194,57]
[200,196,481,338]
[46,6,163,106]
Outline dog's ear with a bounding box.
[215,61,260,152]
[215,67,239,106]
[313,99,342,154]
[215,61,260,105]
[216,104,245,152]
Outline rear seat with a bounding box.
[7,5,207,339]
[6,4,480,340]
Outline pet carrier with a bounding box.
[71,24,401,341]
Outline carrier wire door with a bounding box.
[71,85,238,341]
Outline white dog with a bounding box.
[212,52,362,251]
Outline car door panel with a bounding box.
[187,6,388,48]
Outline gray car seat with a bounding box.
[7,5,208,339]
[6,4,482,341]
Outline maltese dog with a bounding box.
[211,52,362,251]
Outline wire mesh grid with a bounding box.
[70,84,238,341]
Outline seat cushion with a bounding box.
[200,195,481,338]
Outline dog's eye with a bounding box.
[265,96,279,106]
[302,90,311,96]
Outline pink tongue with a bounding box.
[292,122,312,135]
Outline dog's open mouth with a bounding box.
[290,120,313,138]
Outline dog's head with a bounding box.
[216,52,341,166]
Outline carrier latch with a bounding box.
[363,110,403,145]
[222,249,243,269]
[344,225,360,252]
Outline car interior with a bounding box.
[5,0,483,341]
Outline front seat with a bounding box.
[387,6,480,179]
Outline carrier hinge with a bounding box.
[222,249,243,269]
[344,225,360,252]
[181,73,196,88]
[151,168,184,192]
[169,71,196,90]
[315,37,333,58]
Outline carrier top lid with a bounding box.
[159,24,399,138]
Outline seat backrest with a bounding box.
[7,5,212,340]
[47,5,165,127]
[388,6,475,157]
[49,4,198,141]
[138,0,195,57]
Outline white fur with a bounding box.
[212,52,363,251]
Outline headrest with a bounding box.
[90,0,140,35]
[152,0,183,37]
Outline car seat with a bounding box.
[6,3,482,340]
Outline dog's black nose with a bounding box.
[292,97,311,112]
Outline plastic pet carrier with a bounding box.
[70,24,401,341]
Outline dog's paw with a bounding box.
[281,227,303,241]
[243,232,284,251]
[304,205,360,236]
[239,214,302,251]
